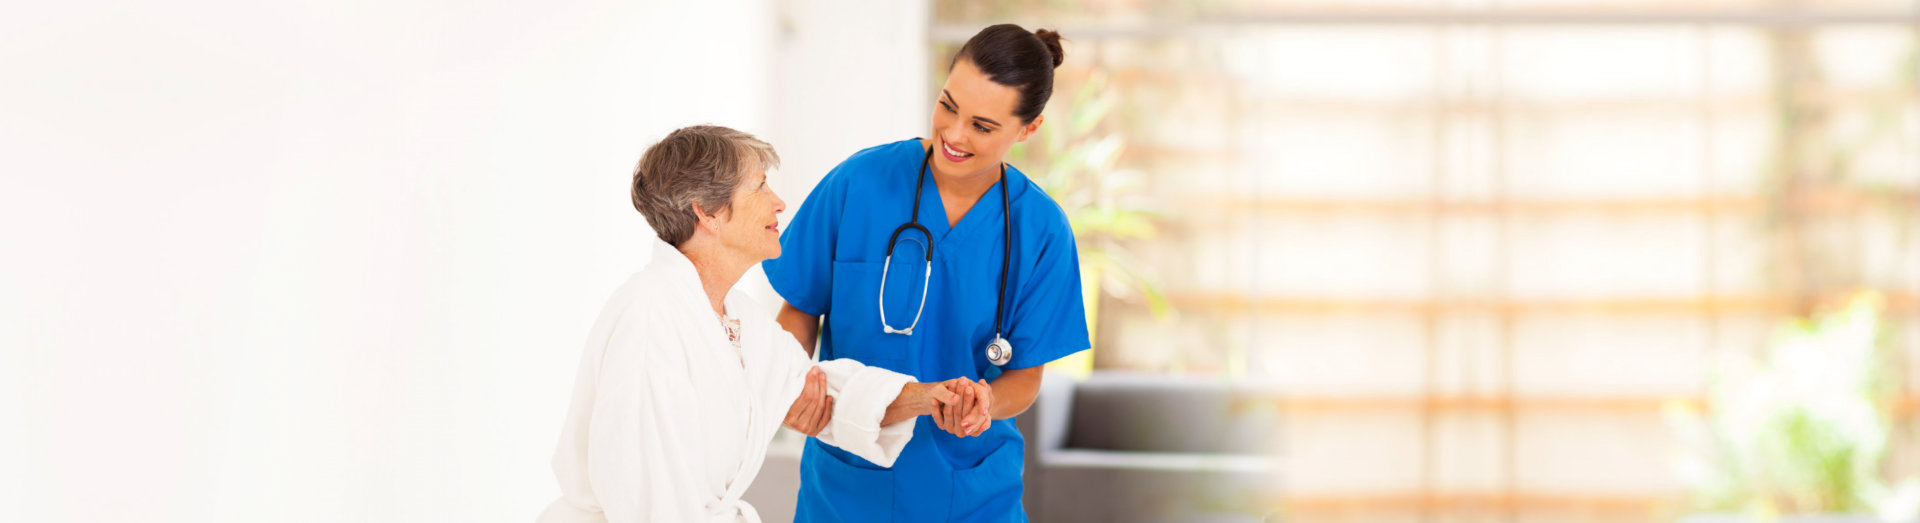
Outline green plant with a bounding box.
[1666,292,1920,521]
[1004,71,1170,375]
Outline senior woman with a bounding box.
[538,125,988,523]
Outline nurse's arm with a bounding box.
[776,301,820,357]
[935,368,1044,436]
[986,366,1043,420]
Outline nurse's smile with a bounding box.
[939,138,974,164]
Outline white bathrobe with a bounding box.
[538,238,918,523]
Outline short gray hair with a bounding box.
[629,125,780,247]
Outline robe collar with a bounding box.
[646,236,749,318]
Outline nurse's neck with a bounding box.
[932,166,999,197]
[676,237,754,317]
[921,139,1002,226]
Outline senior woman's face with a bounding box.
[717,165,786,262]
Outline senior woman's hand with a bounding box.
[782,366,833,436]
[881,380,963,426]
[929,377,992,437]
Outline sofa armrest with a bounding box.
[1019,369,1078,518]
[1033,369,1075,454]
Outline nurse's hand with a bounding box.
[783,366,833,436]
[931,378,992,437]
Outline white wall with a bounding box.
[0,0,919,521]
[766,0,930,209]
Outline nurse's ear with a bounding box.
[1014,114,1043,143]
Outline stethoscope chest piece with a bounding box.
[985,336,1013,367]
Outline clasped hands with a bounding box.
[782,367,995,438]
[922,376,994,437]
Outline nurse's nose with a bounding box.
[940,123,966,147]
[772,192,786,214]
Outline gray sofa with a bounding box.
[745,370,1281,522]
[1018,370,1281,522]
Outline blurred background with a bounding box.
[944,1,1920,522]
[2,0,1916,522]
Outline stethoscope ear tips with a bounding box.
[986,336,1013,367]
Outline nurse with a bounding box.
[764,24,1091,522]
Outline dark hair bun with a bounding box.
[952,24,1063,123]
[1033,29,1065,68]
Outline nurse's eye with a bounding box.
[973,122,992,134]
[939,101,956,113]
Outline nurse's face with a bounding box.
[930,59,1042,180]
[716,164,786,262]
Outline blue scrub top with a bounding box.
[764,138,1091,522]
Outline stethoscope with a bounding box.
[878,146,1015,367]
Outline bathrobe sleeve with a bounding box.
[585,311,706,522]
[766,332,918,467]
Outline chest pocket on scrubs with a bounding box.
[827,259,914,366]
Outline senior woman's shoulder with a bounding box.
[584,271,693,368]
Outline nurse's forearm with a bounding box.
[987,366,1043,420]
[776,302,820,357]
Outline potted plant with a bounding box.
[1666,293,1919,522]
[1004,72,1171,378]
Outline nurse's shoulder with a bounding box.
[817,138,922,189]
[1004,165,1077,242]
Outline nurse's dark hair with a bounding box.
[950,24,1065,124]
[630,125,779,248]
